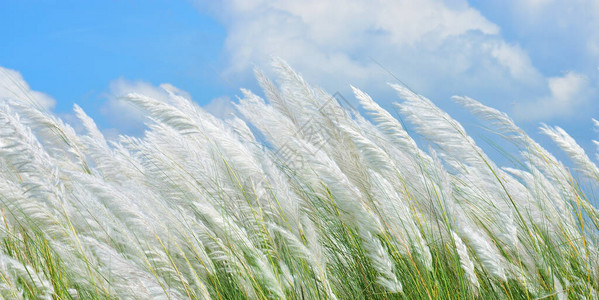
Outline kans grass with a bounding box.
[0,60,598,299]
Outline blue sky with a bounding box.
[0,1,233,133]
[1,0,598,153]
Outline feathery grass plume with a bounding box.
[451,231,479,293]
[367,170,433,269]
[453,95,579,221]
[452,96,588,246]
[392,85,517,269]
[73,104,142,183]
[453,95,599,293]
[540,124,599,181]
[352,86,421,158]
[0,252,53,298]
[0,60,598,298]
[270,58,322,127]
[7,100,90,174]
[454,95,596,256]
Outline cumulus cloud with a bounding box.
[515,72,593,120]
[195,0,562,116]
[0,66,56,110]
[193,0,599,123]
[489,42,541,82]
[209,0,500,75]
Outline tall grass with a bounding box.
[0,60,597,299]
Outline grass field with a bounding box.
[0,60,597,299]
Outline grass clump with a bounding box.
[0,60,597,299]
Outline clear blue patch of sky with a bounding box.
[0,0,233,128]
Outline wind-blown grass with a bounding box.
[0,60,598,299]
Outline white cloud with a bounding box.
[203,96,237,119]
[0,66,56,110]
[515,72,593,120]
[489,42,541,82]
[213,0,501,77]
[197,0,560,116]
[548,72,589,105]
[194,0,599,126]
[473,0,599,121]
